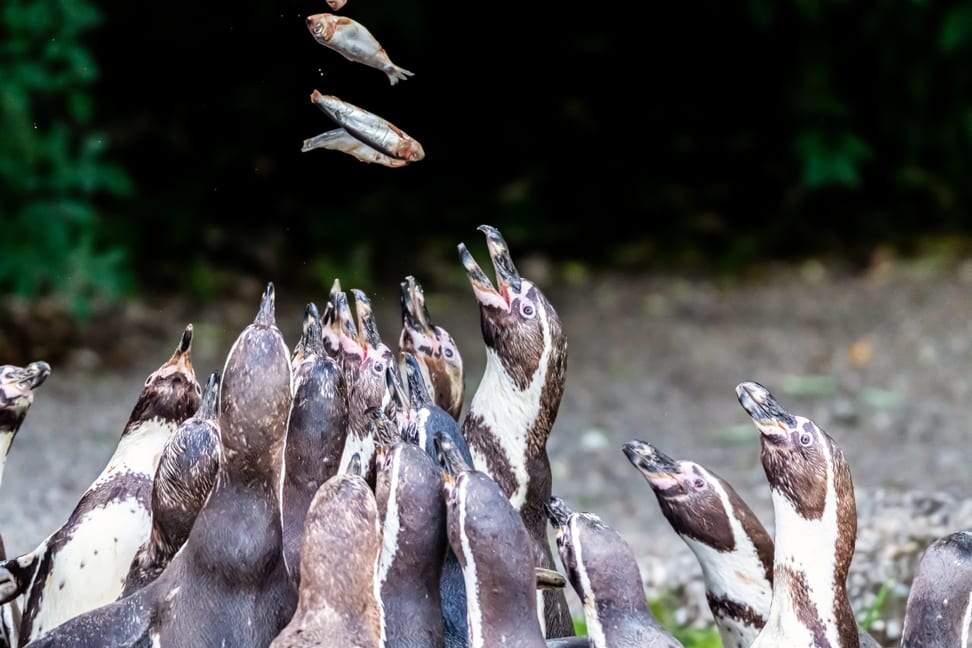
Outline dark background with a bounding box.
[4,0,972,313]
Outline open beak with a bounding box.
[6,361,52,392]
[478,225,522,294]
[401,276,434,334]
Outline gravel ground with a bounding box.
[6,257,972,646]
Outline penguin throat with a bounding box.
[467,325,552,510]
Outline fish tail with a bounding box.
[386,65,415,85]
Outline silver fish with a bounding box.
[306,13,414,85]
[301,128,409,168]
[309,90,425,162]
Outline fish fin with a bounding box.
[386,65,415,85]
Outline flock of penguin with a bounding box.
[0,224,969,647]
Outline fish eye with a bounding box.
[520,302,535,318]
[799,431,813,446]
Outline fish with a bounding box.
[306,13,414,86]
[309,90,425,162]
[326,0,347,10]
[302,128,410,167]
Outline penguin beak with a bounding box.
[622,440,682,490]
[3,361,52,393]
[458,242,509,312]
[735,381,796,438]
[162,324,195,374]
[198,371,221,420]
[400,276,434,335]
[346,453,362,477]
[544,496,573,530]
[478,225,523,294]
[335,292,364,358]
[351,289,382,349]
[403,352,432,407]
[434,430,469,477]
[292,302,322,365]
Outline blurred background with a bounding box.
[5,0,972,353]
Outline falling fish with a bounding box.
[310,90,425,162]
[301,128,409,168]
[326,0,347,10]
[306,13,414,86]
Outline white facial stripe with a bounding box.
[377,450,402,587]
[468,285,551,510]
[962,591,972,648]
[458,479,484,648]
[569,516,606,648]
[339,434,375,477]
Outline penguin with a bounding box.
[0,360,51,490]
[118,370,222,598]
[457,224,573,638]
[622,439,773,647]
[436,430,548,648]
[736,380,862,648]
[622,439,882,648]
[20,282,299,648]
[270,460,384,648]
[0,324,200,644]
[399,275,464,421]
[901,529,972,648]
[395,352,473,648]
[336,288,397,483]
[545,496,683,648]
[320,277,343,360]
[375,439,447,648]
[281,302,349,589]
[0,360,51,648]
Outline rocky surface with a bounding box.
[5,257,972,646]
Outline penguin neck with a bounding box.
[762,452,858,648]
[465,312,560,510]
[103,417,178,479]
[0,428,17,491]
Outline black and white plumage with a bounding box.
[119,370,221,598]
[437,430,547,648]
[21,283,298,648]
[281,302,349,589]
[270,467,384,648]
[457,224,573,639]
[545,497,683,648]
[736,380,864,648]
[0,360,51,648]
[901,530,972,648]
[0,325,200,644]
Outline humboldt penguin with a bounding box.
[21,283,298,648]
[458,224,573,638]
[399,275,464,421]
[545,496,683,648]
[0,360,51,648]
[736,380,862,648]
[270,462,384,648]
[281,302,349,588]
[336,288,397,484]
[901,529,972,647]
[375,440,447,648]
[436,430,547,648]
[119,370,221,598]
[0,325,200,644]
[623,439,881,648]
[622,440,773,647]
[0,360,51,491]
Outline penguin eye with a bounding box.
[799,431,813,446]
[144,375,154,387]
[443,346,454,359]
[372,361,385,374]
[519,302,535,318]
[194,383,202,396]
[692,478,705,489]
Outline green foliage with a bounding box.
[0,0,132,317]
[859,581,893,632]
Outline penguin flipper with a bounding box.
[0,551,39,605]
[22,591,152,648]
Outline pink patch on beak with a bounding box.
[471,284,509,312]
